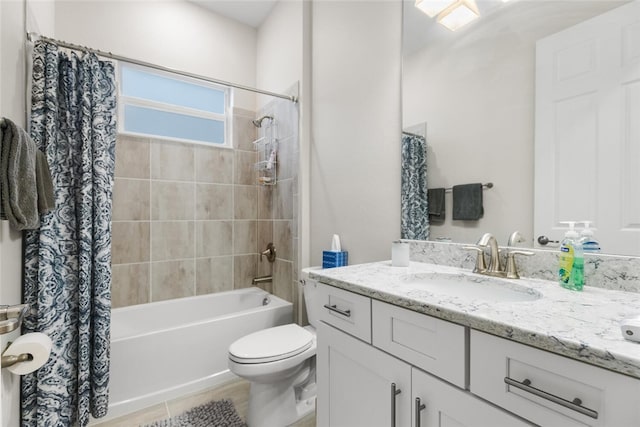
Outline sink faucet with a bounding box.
[477,233,503,275]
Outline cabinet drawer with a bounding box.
[470,330,640,427]
[372,300,466,388]
[317,283,371,343]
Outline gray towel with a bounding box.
[452,183,484,221]
[427,188,446,223]
[0,118,55,230]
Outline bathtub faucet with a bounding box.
[252,275,272,285]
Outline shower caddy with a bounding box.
[253,118,278,185]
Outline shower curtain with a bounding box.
[401,132,429,240]
[21,41,116,426]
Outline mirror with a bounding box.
[402,0,639,256]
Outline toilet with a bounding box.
[228,269,320,427]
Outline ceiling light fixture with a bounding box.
[414,0,455,18]
[437,0,480,31]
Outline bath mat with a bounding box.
[143,399,247,427]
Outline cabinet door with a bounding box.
[412,368,532,427]
[317,322,412,427]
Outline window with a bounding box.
[118,64,231,147]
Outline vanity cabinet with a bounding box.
[471,330,640,427]
[316,283,529,427]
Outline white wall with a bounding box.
[256,0,303,107]
[310,0,402,265]
[1,1,27,423]
[403,31,535,245]
[54,0,258,110]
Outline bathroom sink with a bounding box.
[401,272,542,302]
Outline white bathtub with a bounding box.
[106,288,292,420]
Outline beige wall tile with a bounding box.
[276,135,295,181]
[151,260,195,301]
[151,181,194,220]
[151,140,194,181]
[112,178,150,221]
[195,146,233,184]
[112,222,150,264]
[195,221,232,257]
[233,114,257,151]
[233,255,257,289]
[196,184,233,220]
[115,135,150,179]
[151,221,194,261]
[273,220,292,261]
[111,263,150,308]
[233,220,257,255]
[234,185,257,220]
[234,150,257,185]
[257,186,273,220]
[273,259,293,302]
[257,221,273,254]
[195,257,233,295]
[273,178,293,220]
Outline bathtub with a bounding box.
[106,288,292,420]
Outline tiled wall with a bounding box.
[112,108,264,308]
[255,95,300,316]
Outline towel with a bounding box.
[452,183,484,221]
[427,188,446,223]
[0,118,55,230]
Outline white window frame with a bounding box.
[117,62,233,148]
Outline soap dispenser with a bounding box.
[558,221,584,291]
[579,221,601,253]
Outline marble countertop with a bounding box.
[309,261,640,379]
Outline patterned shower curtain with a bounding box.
[401,132,429,240]
[21,41,116,426]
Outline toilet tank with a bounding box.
[300,267,322,328]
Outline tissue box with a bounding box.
[322,251,348,269]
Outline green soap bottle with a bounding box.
[558,221,584,291]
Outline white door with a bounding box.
[317,322,412,427]
[534,0,640,255]
[412,368,533,427]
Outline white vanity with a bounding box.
[310,261,640,427]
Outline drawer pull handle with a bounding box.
[323,304,351,318]
[390,382,401,427]
[415,397,426,427]
[504,377,598,419]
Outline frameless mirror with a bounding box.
[402,0,640,256]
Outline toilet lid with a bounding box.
[229,324,313,364]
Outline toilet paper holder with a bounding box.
[0,304,29,335]
[1,352,33,368]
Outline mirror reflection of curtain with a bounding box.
[401,132,428,240]
[22,40,116,426]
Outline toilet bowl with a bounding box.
[228,269,320,427]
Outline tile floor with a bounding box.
[91,378,316,427]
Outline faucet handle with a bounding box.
[505,250,534,279]
[463,246,487,273]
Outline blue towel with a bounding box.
[452,183,483,221]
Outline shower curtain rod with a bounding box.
[26,33,298,103]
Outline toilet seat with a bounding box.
[229,324,313,364]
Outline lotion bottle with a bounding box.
[579,221,601,253]
[558,221,584,291]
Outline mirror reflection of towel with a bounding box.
[452,183,483,221]
[427,188,445,223]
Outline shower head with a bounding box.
[252,115,273,128]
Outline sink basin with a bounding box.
[400,272,542,302]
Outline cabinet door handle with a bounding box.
[323,304,351,318]
[390,382,401,427]
[504,377,598,419]
[414,397,426,427]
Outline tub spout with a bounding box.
[252,275,272,285]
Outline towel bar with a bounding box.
[443,182,493,193]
